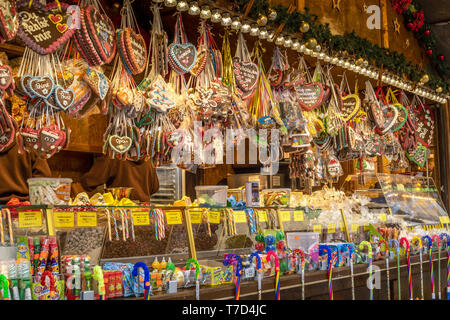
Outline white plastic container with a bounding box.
[195,185,228,207]
[28,178,72,205]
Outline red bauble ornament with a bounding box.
[277,240,285,250]
[438,55,445,61]
[255,242,265,252]
[426,49,433,56]
[407,22,414,30]
[424,29,431,36]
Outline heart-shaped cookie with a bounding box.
[109,135,132,154]
[18,128,40,152]
[233,57,259,99]
[147,77,175,113]
[169,42,197,74]
[190,48,207,77]
[0,0,18,42]
[340,94,361,122]
[124,27,147,75]
[29,76,54,99]
[407,142,428,167]
[16,1,77,55]
[39,125,66,158]
[392,103,408,132]
[368,99,385,129]
[0,64,13,91]
[378,104,399,135]
[83,67,109,100]
[268,69,283,87]
[54,85,74,110]
[20,74,35,97]
[412,104,434,148]
[295,82,324,111]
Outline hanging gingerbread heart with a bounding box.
[392,103,408,132]
[18,127,40,152]
[268,69,283,87]
[412,103,434,148]
[29,76,54,99]
[190,48,207,77]
[233,57,259,98]
[20,74,36,98]
[0,0,18,42]
[295,82,324,111]
[169,43,197,74]
[407,142,428,167]
[54,85,74,110]
[109,135,132,154]
[340,94,361,122]
[16,1,77,55]
[83,67,109,100]
[39,125,66,157]
[0,64,13,92]
[123,27,147,75]
[377,104,399,135]
[147,77,175,113]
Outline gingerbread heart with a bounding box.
[340,94,361,122]
[124,28,147,75]
[407,142,428,167]
[378,104,399,135]
[29,76,54,99]
[83,68,109,100]
[368,99,385,129]
[16,1,77,55]
[169,42,197,74]
[39,125,66,155]
[0,64,13,91]
[190,48,207,77]
[20,74,35,97]
[412,104,434,148]
[147,77,175,113]
[392,103,408,132]
[0,0,18,42]
[109,135,132,154]
[268,69,283,87]
[295,82,324,111]
[54,85,74,110]
[233,57,259,99]
[19,127,40,152]
[84,5,116,64]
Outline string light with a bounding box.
[200,6,211,19]
[221,13,232,26]
[211,9,221,23]
[188,1,200,15]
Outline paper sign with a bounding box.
[327,224,336,234]
[77,212,97,227]
[257,210,267,222]
[439,216,450,223]
[132,211,150,226]
[208,211,220,224]
[189,210,202,224]
[351,223,359,233]
[18,211,42,228]
[363,223,370,231]
[313,225,321,233]
[293,210,304,222]
[54,212,74,228]
[279,210,291,222]
[234,211,247,223]
[165,210,182,225]
[379,214,387,222]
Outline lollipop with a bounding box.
[390,239,401,300]
[422,235,434,300]
[132,262,150,300]
[293,249,305,300]
[411,236,424,299]
[400,237,412,300]
[223,254,242,300]
[432,235,441,299]
[359,241,373,300]
[378,239,390,300]
[249,252,262,300]
[40,270,55,300]
[0,274,9,300]
[186,258,200,300]
[93,266,105,300]
[321,245,338,300]
[342,244,355,300]
[266,250,280,300]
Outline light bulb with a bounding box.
[221,13,231,26]
[299,44,306,52]
[176,0,188,11]
[344,61,350,69]
[211,9,221,23]
[258,28,268,39]
[165,0,177,7]
[331,57,338,64]
[292,39,300,50]
[250,24,259,36]
[305,48,312,55]
[275,35,284,46]
[231,17,241,30]
[267,30,275,42]
[188,1,200,15]
[241,20,251,33]
[200,6,211,19]
[284,36,292,48]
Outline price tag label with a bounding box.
[294,210,304,222]
[189,210,202,224]
[439,216,450,223]
[351,223,359,233]
[279,210,291,222]
[327,224,336,234]
[54,212,74,228]
[165,210,182,225]
[313,225,322,233]
[208,211,220,224]
[256,210,267,222]
[77,212,97,227]
[234,211,247,223]
[379,214,387,222]
[132,211,150,226]
[363,223,370,231]
[18,211,42,228]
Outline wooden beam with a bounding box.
[380,0,389,49]
[296,0,305,12]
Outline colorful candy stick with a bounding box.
[223,254,243,300]
[378,239,390,300]
[132,262,150,300]
[389,239,401,300]
[345,244,355,301]
[422,235,434,299]
[105,209,112,241]
[411,237,424,299]
[127,209,135,241]
[0,210,4,244]
[111,209,120,241]
[249,252,262,300]
[4,209,13,245]
[432,235,441,299]
[359,241,373,300]
[321,245,337,300]
[400,238,412,300]
[120,209,126,241]
[293,249,305,300]
[93,266,105,300]
[0,274,9,300]
[439,233,450,300]
[266,250,280,300]
[33,238,40,276]
[48,237,59,276]
[40,270,55,300]
[28,237,34,276]
[186,258,200,300]
[37,237,50,278]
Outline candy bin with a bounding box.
[261,189,291,207]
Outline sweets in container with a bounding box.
[27,178,72,205]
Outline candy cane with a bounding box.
[422,235,434,299]
[344,244,355,301]
[154,209,166,240]
[132,262,151,300]
[266,250,280,300]
[412,236,424,299]
[321,245,337,300]
[111,209,120,241]
[432,235,441,299]
[400,238,412,300]
[186,258,200,300]
[439,233,450,300]
[223,254,243,300]
[249,252,262,300]
[0,274,9,300]
[127,209,135,241]
[389,239,401,300]
[293,249,305,300]
[378,239,390,300]
[359,241,373,300]
[93,266,105,300]
[40,270,56,300]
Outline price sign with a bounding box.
[234,211,247,223]
[379,214,387,222]
[294,210,304,222]
[77,212,97,227]
[439,216,450,223]
[189,210,202,224]
[351,223,359,233]
[208,211,221,224]
[327,224,336,234]
[165,210,182,225]
[279,210,291,222]
[132,211,150,226]
[313,225,322,233]
[18,211,42,228]
[363,223,370,231]
[256,210,267,222]
[54,212,74,228]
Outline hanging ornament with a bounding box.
[424,29,431,36]
[233,32,259,100]
[176,0,189,11]
[257,14,268,26]
[420,74,429,83]
[268,8,277,21]
[188,1,200,15]
[0,0,18,43]
[299,21,310,33]
[436,86,443,93]
[438,55,445,61]
[426,48,433,56]
[306,38,317,50]
[314,44,322,53]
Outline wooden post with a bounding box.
[184,208,197,260]
[380,0,389,49]
[296,0,305,11]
